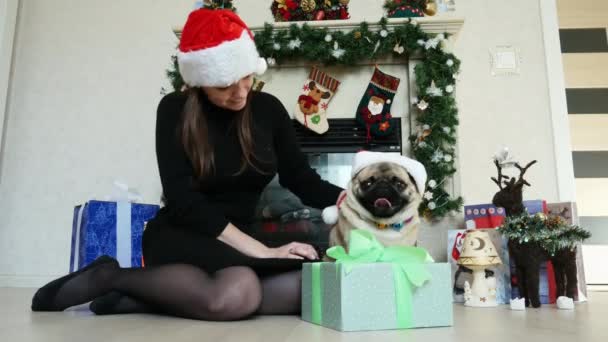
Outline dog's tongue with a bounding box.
[374,198,392,208]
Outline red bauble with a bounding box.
[314,10,325,20]
[286,0,298,10]
[279,8,291,21]
[339,7,350,19]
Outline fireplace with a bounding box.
[251,118,404,254]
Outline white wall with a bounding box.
[0,0,20,167]
[0,0,568,286]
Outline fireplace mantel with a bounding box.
[172,17,465,39]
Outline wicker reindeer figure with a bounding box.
[492,160,579,308]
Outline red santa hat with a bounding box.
[177,9,267,88]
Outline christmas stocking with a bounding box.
[294,67,340,135]
[356,67,400,141]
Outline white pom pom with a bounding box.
[510,298,526,311]
[257,58,268,74]
[557,296,574,310]
[322,205,339,225]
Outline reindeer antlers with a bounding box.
[514,160,537,187]
[491,159,509,189]
[492,159,537,189]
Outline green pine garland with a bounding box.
[497,213,591,256]
[166,18,462,220]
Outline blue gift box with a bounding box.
[69,200,159,272]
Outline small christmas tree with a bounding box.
[203,0,236,11]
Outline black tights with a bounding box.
[33,260,302,320]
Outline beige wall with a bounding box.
[0,0,568,286]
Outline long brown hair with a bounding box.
[180,87,263,181]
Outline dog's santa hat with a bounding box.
[177,9,267,88]
[322,151,428,225]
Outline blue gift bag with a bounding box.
[69,200,159,272]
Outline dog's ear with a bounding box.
[309,81,317,90]
[321,91,331,99]
[409,173,421,194]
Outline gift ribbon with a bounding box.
[116,201,132,267]
[311,229,433,328]
[311,263,322,325]
[71,204,87,273]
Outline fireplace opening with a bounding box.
[251,118,404,254]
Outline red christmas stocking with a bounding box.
[356,67,401,141]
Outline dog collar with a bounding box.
[375,216,414,231]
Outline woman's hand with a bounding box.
[264,242,319,260]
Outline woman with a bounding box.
[31,8,342,320]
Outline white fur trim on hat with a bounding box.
[178,30,267,88]
[351,151,428,194]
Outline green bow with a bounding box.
[311,229,433,328]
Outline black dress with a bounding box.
[143,90,342,276]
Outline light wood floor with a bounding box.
[1,288,606,342]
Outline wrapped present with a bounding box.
[547,202,588,302]
[301,230,453,332]
[523,200,548,215]
[70,200,159,272]
[447,229,512,304]
[464,204,506,229]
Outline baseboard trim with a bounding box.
[0,274,61,288]
[588,285,608,292]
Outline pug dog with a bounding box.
[323,151,427,254]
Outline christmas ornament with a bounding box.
[331,41,345,59]
[426,81,443,96]
[314,10,325,20]
[287,38,302,50]
[356,67,401,141]
[301,0,317,13]
[416,127,431,143]
[417,99,429,111]
[294,66,341,134]
[393,43,405,54]
[424,0,438,16]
